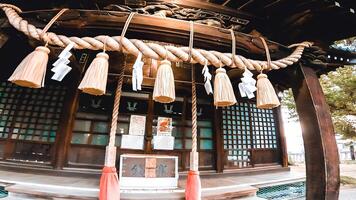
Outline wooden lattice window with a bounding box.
[72,92,149,146]
[250,104,278,149]
[0,82,66,142]
[222,102,252,168]
[153,99,214,151]
[222,101,279,168]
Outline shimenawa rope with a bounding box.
[0,4,313,71]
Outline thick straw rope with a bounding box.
[0,4,312,71]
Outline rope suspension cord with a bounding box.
[120,12,135,52]
[230,28,236,68]
[107,13,135,150]
[0,4,313,71]
[259,37,272,73]
[40,8,68,46]
[189,21,198,159]
[188,21,194,63]
[40,8,68,87]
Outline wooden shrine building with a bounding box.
[0,0,355,199]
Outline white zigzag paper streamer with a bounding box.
[202,60,213,95]
[132,52,144,91]
[51,42,74,81]
[238,68,257,99]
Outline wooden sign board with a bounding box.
[120,154,178,189]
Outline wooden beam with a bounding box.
[94,0,256,18]
[117,0,259,21]
[144,93,154,153]
[3,9,289,57]
[291,64,340,199]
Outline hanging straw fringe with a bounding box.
[78,52,109,95]
[8,8,68,88]
[256,73,280,109]
[153,59,175,103]
[8,46,50,88]
[213,67,237,107]
[256,37,280,109]
[213,29,238,107]
[79,13,135,96]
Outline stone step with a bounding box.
[5,184,98,200]
[4,184,258,200]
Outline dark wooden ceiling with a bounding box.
[207,0,356,45]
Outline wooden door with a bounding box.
[221,101,281,169]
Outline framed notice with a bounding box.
[157,117,172,136]
[128,115,146,136]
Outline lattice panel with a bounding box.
[72,93,149,146]
[222,101,279,168]
[222,102,251,168]
[0,83,18,139]
[0,82,66,142]
[250,104,278,149]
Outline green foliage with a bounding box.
[281,65,356,139]
[340,176,356,186]
[281,89,298,121]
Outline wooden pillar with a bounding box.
[144,93,154,153]
[214,108,224,173]
[275,106,288,167]
[53,78,80,169]
[53,52,89,169]
[291,64,340,199]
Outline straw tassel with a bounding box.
[8,46,50,88]
[8,9,68,89]
[153,59,175,103]
[213,67,237,107]
[78,52,109,96]
[256,37,280,109]
[256,73,280,109]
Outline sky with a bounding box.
[281,107,304,153]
